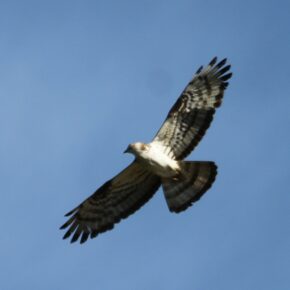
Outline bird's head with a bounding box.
[124,142,148,155]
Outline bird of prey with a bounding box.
[60,57,232,244]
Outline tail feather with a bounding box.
[162,161,217,213]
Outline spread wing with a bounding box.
[60,161,160,244]
[152,57,232,160]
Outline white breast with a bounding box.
[137,143,180,178]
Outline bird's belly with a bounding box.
[148,161,179,178]
[138,151,180,178]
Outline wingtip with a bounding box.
[80,232,89,244]
[90,231,98,239]
[59,224,66,230]
[65,209,76,217]
[216,58,227,69]
[62,230,71,240]
[70,235,79,243]
[195,65,203,74]
[220,72,232,81]
[209,56,217,66]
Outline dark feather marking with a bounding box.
[63,230,72,240]
[76,214,102,223]
[161,117,179,158]
[111,174,160,212]
[176,109,215,160]
[223,82,229,89]
[71,225,82,243]
[61,168,161,243]
[214,93,223,107]
[179,111,198,141]
[59,215,75,230]
[63,221,78,240]
[90,231,98,239]
[172,162,217,213]
[220,73,232,81]
[88,177,160,242]
[167,98,183,117]
[204,75,212,96]
[217,65,231,76]
[64,207,78,217]
[80,231,90,244]
[209,56,217,66]
[91,181,112,201]
[166,163,201,201]
[216,58,227,69]
[195,65,203,74]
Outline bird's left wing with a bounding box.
[60,161,160,244]
[152,57,232,160]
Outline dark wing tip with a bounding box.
[216,58,227,68]
[62,230,71,240]
[62,222,91,244]
[70,227,82,243]
[80,232,90,244]
[59,223,67,230]
[195,65,203,74]
[59,215,75,230]
[218,64,231,76]
[209,56,217,66]
[90,231,98,239]
[220,72,232,82]
[213,59,232,89]
[64,207,78,217]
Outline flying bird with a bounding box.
[60,57,232,244]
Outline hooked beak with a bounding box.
[123,145,131,154]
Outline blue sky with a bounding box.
[1,0,290,289]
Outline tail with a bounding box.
[162,161,217,213]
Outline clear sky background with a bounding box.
[1,0,290,289]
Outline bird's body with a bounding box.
[60,57,232,244]
[126,142,181,178]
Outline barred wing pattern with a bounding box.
[60,161,160,243]
[152,57,232,160]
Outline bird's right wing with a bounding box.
[60,161,160,244]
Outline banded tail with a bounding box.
[162,161,217,213]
